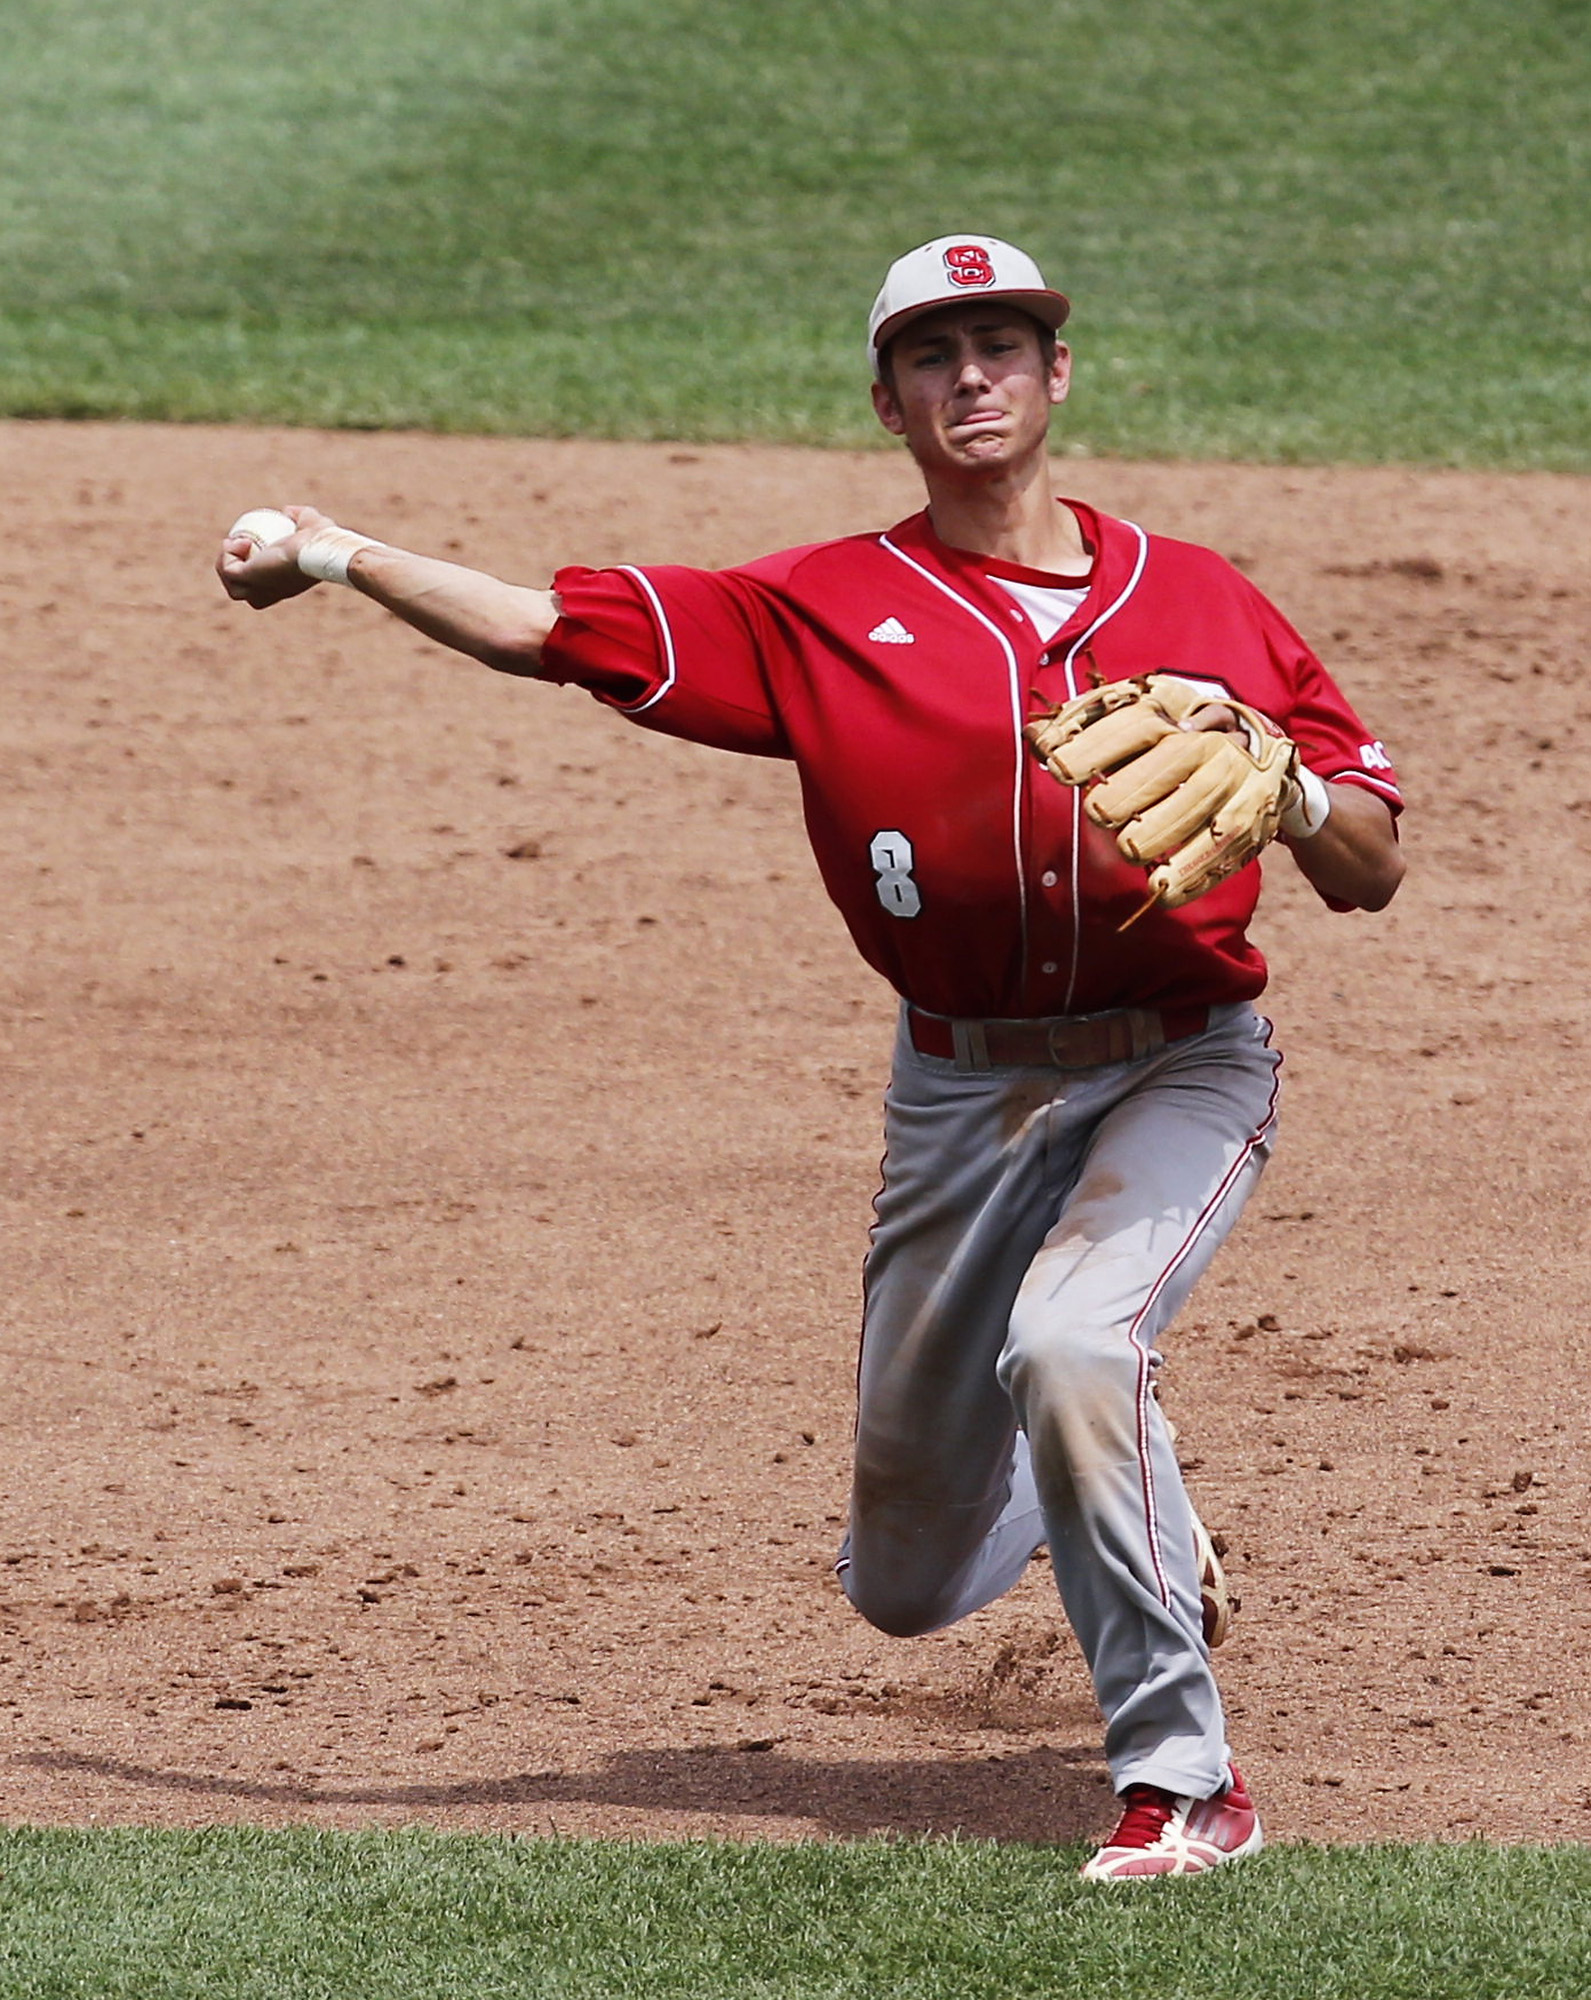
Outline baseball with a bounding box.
[228,507,297,549]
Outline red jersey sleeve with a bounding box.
[539,563,791,758]
[1245,581,1402,814]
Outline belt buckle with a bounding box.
[1045,1018,1083,1068]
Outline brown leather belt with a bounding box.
[907,1003,1210,1073]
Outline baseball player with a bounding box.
[217,235,1404,1879]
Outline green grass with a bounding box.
[0,1828,1587,1999]
[2,0,1588,465]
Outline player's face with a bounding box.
[871,307,1070,478]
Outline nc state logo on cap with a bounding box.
[943,244,998,289]
[867,235,1070,375]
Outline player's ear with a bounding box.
[871,377,907,436]
[1047,342,1073,408]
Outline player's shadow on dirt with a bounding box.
[21,1743,1107,1843]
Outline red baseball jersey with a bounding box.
[539,500,1401,1019]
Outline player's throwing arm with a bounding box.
[217,506,561,675]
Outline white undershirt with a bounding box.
[990,575,1090,643]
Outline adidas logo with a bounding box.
[868,616,915,645]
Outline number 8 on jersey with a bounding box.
[870,829,922,918]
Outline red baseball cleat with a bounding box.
[1079,1763,1263,1881]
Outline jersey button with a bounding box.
[1041,870,1058,888]
[1041,961,1058,976]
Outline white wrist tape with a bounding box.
[1280,764,1332,840]
[296,525,385,587]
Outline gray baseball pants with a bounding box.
[837,1002,1280,1800]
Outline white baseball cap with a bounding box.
[867,235,1071,375]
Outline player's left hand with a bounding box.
[1024,673,1301,911]
[1176,699,1245,737]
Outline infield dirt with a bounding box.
[2,421,1588,1845]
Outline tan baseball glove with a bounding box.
[1024,673,1301,911]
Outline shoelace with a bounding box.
[1107,1784,1177,1848]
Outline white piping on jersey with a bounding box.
[878,534,1030,977]
[1057,520,1150,692]
[612,565,678,713]
[1328,768,1402,806]
[1057,521,1151,1011]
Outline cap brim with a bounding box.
[872,287,1071,359]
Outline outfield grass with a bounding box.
[2,0,1587,465]
[0,1828,1588,2000]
